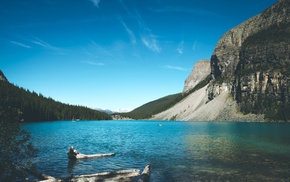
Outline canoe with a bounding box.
[73,152,116,160]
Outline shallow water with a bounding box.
[23,120,290,181]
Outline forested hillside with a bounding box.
[0,71,112,122]
[117,74,211,120]
[117,93,183,119]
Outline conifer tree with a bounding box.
[0,98,37,181]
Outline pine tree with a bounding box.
[0,98,37,181]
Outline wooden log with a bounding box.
[74,152,116,160]
[138,164,151,182]
[18,166,60,182]
[70,169,141,182]
[22,164,150,182]
[67,146,115,160]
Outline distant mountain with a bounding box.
[96,109,114,114]
[96,108,132,115]
[0,70,112,122]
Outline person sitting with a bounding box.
[67,146,79,160]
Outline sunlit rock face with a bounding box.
[182,60,210,95]
[0,70,8,82]
[210,0,290,81]
[208,0,290,120]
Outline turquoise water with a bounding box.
[23,120,290,181]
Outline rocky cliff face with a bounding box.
[0,70,8,82]
[235,22,290,120]
[182,60,210,94]
[152,0,290,121]
[209,0,290,120]
[211,0,290,82]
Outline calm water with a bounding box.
[23,120,290,181]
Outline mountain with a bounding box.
[117,93,183,119]
[96,108,115,114]
[0,70,8,82]
[209,0,290,121]
[153,0,290,121]
[182,60,210,95]
[0,70,112,122]
[121,60,211,121]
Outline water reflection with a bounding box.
[67,160,77,174]
[183,122,290,181]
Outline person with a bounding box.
[67,146,79,159]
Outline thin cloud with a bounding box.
[142,34,161,53]
[10,41,31,49]
[151,7,218,17]
[120,20,137,45]
[118,0,129,13]
[126,8,161,53]
[91,41,117,61]
[31,37,65,55]
[90,0,101,8]
[32,38,59,50]
[134,10,147,32]
[177,41,184,54]
[162,65,188,71]
[82,61,105,66]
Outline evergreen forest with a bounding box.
[0,72,112,122]
[117,93,183,119]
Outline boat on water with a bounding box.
[67,146,115,160]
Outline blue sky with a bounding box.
[1,0,277,112]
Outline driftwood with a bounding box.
[138,164,151,182]
[72,152,116,160]
[70,169,141,182]
[67,146,115,160]
[24,147,150,181]
[24,164,151,182]
[18,166,60,182]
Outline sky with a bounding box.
[1,0,277,112]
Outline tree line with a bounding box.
[0,78,112,122]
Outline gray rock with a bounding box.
[182,60,210,94]
[207,0,290,120]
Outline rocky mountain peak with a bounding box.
[182,60,210,94]
[0,70,8,82]
[211,0,290,81]
[209,0,290,120]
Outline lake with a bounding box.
[23,120,290,181]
